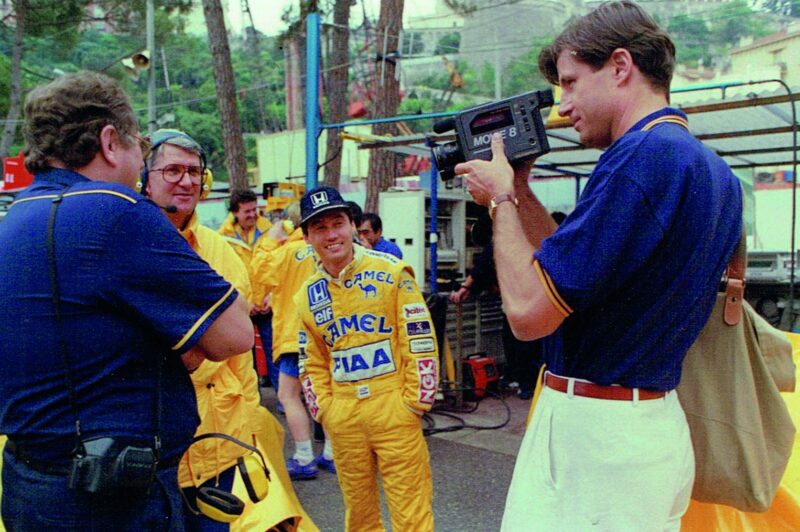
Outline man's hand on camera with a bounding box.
[454,133,514,208]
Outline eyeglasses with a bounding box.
[150,163,204,185]
[128,132,152,159]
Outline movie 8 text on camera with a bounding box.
[431,89,553,181]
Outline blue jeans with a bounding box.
[1,447,185,531]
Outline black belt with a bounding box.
[5,439,182,476]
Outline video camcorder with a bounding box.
[68,436,156,494]
[431,89,554,181]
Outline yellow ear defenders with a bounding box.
[199,167,213,200]
[187,433,270,523]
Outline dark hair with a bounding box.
[229,189,258,212]
[23,71,139,174]
[538,1,675,94]
[551,211,567,226]
[346,201,363,227]
[361,212,382,233]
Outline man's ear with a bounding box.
[608,48,634,83]
[98,124,122,167]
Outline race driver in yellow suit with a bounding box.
[294,185,438,532]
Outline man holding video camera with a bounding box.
[0,72,252,530]
[455,2,742,529]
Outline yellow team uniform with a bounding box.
[295,245,438,532]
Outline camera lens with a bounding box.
[431,142,464,181]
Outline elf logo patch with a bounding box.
[417,358,437,405]
[314,306,333,325]
[332,339,396,382]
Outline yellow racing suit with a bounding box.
[295,245,439,532]
[251,228,317,361]
[177,213,316,531]
[218,212,273,279]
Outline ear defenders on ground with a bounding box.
[188,432,270,523]
[136,128,210,198]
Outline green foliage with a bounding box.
[0,54,10,118]
[434,32,461,55]
[502,37,550,96]
[668,14,712,66]
[666,0,775,66]
[756,0,800,17]
[94,0,193,34]
[0,2,286,173]
[442,0,478,16]
[712,0,773,44]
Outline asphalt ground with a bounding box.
[260,385,533,531]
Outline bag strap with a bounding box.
[642,114,746,326]
[723,230,747,326]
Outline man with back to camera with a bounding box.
[0,72,252,530]
[142,129,314,530]
[357,212,403,259]
[295,185,438,531]
[455,2,742,530]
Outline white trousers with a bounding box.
[501,382,695,532]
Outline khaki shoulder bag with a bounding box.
[677,233,796,512]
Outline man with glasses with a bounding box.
[142,128,314,530]
[0,72,253,530]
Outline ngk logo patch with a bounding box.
[417,358,437,405]
[402,303,429,319]
[301,375,319,418]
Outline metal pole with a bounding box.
[305,13,321,189]
[146,0,156,134]
[455,300,463,408]
[428,142,439,295]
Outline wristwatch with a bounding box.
[489,193,518,220]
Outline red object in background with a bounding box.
[463,354,499,399]
[2,151,34,191]
[402,155,431,176]
[253,326,268,377]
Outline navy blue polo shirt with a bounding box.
[373,237,403,259]
[534,108,742,391]
[0,168,239,463]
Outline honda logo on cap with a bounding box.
[311,191,329,207]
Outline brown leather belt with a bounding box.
[544,372,666,401]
